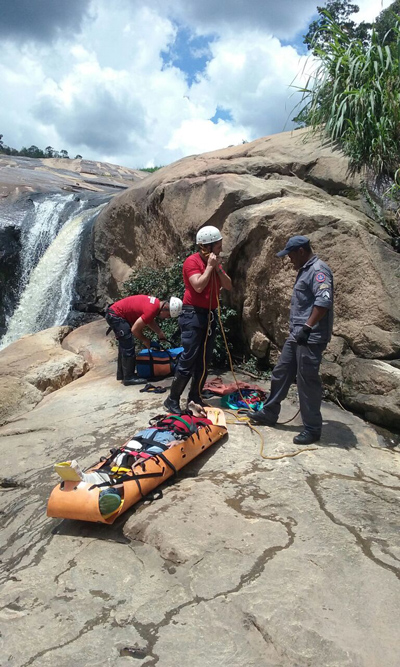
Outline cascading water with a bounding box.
[0,199,106,350]
[19,194,77,286]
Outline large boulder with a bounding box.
[0,326,89,425]
[94,128,400,428]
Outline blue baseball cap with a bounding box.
[276,235,310,257]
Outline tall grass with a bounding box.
[294,12,400,177]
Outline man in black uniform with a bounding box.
[248,235,334,445]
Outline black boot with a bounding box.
[116,346,123,381]
[164,373,190,414]
[293,430,320,445]
[247,408,277,426]
[121,356,147,386]
[187,371,209,407]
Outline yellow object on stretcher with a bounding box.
[47,407,227,525]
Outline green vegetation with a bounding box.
[140,166,164,173]
[296,15,400,176]
[303,0,371,54]
[375,0,400,44]
[121,256,240,367]
[294,1,400,242]
[0,135,82,159]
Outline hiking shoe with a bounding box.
[293,430,320,445]
[247,409,276,426]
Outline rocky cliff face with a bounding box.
[94,129,400,428]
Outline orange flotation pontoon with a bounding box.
[47,407,227,524]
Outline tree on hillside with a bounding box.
[0,137,81,159]
[303,0,372,53]
[374,0,400,45]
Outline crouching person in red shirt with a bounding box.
[164,226,232,414]
[105,295,183,385]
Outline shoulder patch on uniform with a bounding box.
[315,272,326,283]
[318,283,328,289]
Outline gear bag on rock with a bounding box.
[136,347,183,379]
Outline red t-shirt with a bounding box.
[183,253,222,309]
[111,295,160,325]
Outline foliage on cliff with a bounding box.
[121,257,239,367]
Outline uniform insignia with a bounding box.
[319,283,328,289]
[315,272,326,283]
[321,291,331,299]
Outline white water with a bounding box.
[0,202,105,350]
[19,194,76,286]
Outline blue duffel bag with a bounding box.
[136,347,183,379]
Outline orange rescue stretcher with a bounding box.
[47,407,227,524]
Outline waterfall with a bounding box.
[0,201,106,350]
[19,194,77,286]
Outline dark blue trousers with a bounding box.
[176,309,217,378]
[105,311,135,358]
[262,339,325,436]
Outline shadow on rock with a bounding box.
[271,420,358,450]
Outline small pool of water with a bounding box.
[369,422,400,451]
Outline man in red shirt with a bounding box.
[164,226,232,413]
[106,295,182,385]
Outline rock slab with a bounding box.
[0,322,399,666]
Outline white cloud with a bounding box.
[166,118,247,154]
[353,0,393,23]
[191,31,309,138]
[2,0,388,170]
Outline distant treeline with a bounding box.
[0,134,82,159]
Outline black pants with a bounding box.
[263,339,326,436]
[105,310,135,358]
[176,308,217,378]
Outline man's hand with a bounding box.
[296,324,312,345]
[207,252,218,269]
[158,332,167,342]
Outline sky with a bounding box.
[0,0,393,168]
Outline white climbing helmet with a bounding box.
[196,225,223,245]
[169,296,183,318]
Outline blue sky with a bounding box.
[0,0,392,168]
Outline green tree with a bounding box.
[374,0,400,45]
[303,1,372,54]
